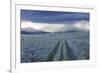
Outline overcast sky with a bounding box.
[21,10,89,32]
[21,10,89,24]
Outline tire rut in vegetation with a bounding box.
[64,40,77,60]
[46,40,77,61]
[46,41,61,61]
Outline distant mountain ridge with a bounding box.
[21,28,88,34]
[21,20,89,34]
[21,27,50,34]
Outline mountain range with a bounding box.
[21,27,50,34]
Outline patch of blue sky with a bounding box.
[21,10,89,24]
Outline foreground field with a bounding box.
[21,31,89,63]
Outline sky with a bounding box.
[21,9,90,32]
[21,10,89,24]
